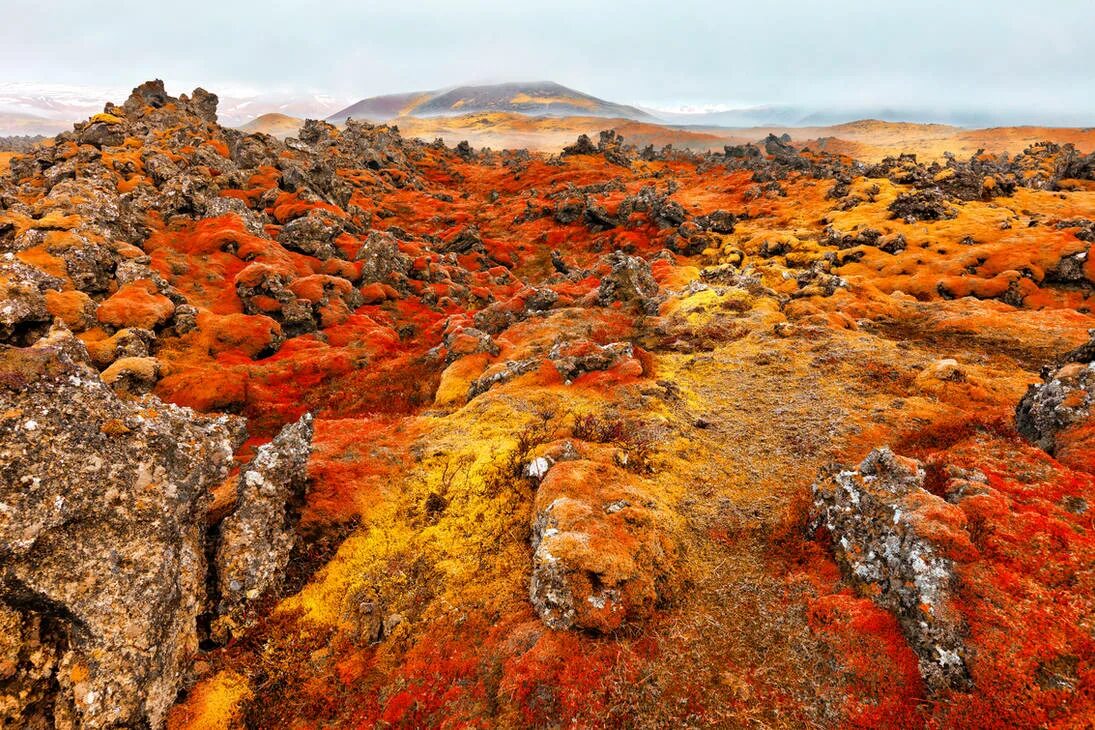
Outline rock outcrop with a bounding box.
[529,459,678,632]
[1016,332,1095,473]
[0,334,243,728]
[214,413,314,628]
[595,251,662,314]
[810,448,973,693]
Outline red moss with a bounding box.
[807,592,925,727]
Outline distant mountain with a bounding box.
[387,111,743,153]
[239,112,306,138]
[328,81,655,123]
[0,112,69,137]
[219,93,351,127]
[7,81,1090,138]
[648,104,1094,130]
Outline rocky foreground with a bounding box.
[1,81,1093,728]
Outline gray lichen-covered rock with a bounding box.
[0,260,55,346]
[595,251,661,314]
[355,229,411,286]
[548,340,634,382]
[214,413,314,626]
[467,358,539,400]
[810,447,973,693]
[1016,361,1094,453]
[1016,332,1095,469]
[1015,333,1095,473]
[276,209,346,260]
[467,340,637,400]
[0,334,243,728]
[888,188,956,223]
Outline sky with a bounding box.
[2,0,1094,122]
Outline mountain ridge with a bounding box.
[328,81,655,123]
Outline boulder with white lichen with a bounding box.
[810,447,975,693]
[213,412,314,633]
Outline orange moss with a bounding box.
[96,280,175,329]
[44,289,96,331]
[167,670,252,730]
[806,592,925,727]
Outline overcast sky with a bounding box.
[3,0,1093,119]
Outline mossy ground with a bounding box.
[8,123,1089,727]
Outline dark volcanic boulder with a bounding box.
[122,79,171,116]
[0,333,243,728]
[186,87,219,123]
[277,209,346,260]
[77,119,126,149]
[1016,332,1095,473]
[764,133,796,158]
[696,209,737,234]
[355,230,412,285]
[889,188,957,222]
[0,261,53,345]
[562,134,598,157]
[596,251,662,314]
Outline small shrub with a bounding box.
[571,412,655,474]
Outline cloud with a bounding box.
[1,0,1092,120]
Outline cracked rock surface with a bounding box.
[1016,332,1095,473]
[214,413,314,629]
[810,447,973,693]
[0,334,242,728]
[529,459,678,632]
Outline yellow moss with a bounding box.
[433,353,489,407]
[168,670,252,730]
[91,112,124,125]
[0,211,82,237]
[279,390,618,631]
[662,287,751,321]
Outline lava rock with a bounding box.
[77,120,126,149]
[562,134,598,156]
[696,209,737,234]
[439,225,485,255]
[548,340,635,382]
[214,413,314,627]
[277,209,346,260]
[529,459,678,631]
[595,251,661,314]
[1016,342,1094,472]
[0,334,243,728]
[355,230,411,285]
[889,189,957,222]
[810,447,973,693]
[467,357,540,399]
[764,133,797,158]
[0,265,51,345]
[186,87,219,123]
